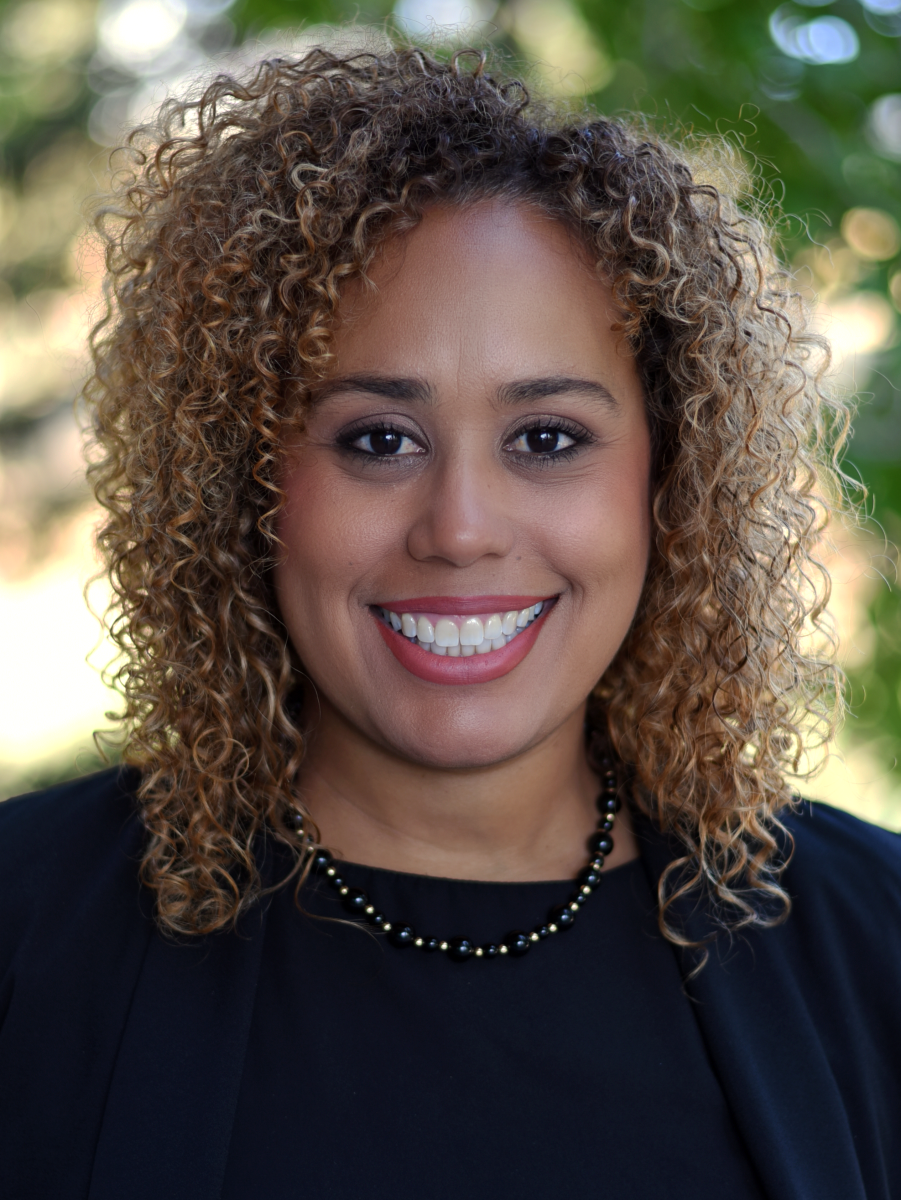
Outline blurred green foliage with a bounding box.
[0,0,898,799]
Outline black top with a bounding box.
[223,858,764,1199]
[1,768,900,1200]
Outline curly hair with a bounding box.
[85,42,849,947]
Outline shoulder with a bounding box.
[0,769,155,1198]
[0,764,142,879]
[754,801,901,1016]
[638,798,901,956]
[780,799,901,921]
[0,766,145,964]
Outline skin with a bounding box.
[274,201,651,881]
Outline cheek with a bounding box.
[540,459,651,605]
[276,465,402,593]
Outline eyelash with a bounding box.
[335,416,594,465]
[504,417,593,464]
[336,421,425,465]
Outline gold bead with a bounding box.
[475,948,483,957]
[548,924,558,932]
[326,867,336,876]
[569,902,579,911]
[499,945,509,955]
[581,885,591,896]
[440,941,449,951]
[415,938,423,946]
[383,923,392,932]
[340,886,349,895]
[365,905,375,914]
[530,932,539,941]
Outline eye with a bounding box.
[348,428,423,456]
[506,426,578,455]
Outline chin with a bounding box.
[373,714,546,772]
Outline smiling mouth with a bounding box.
[373,599,554,657]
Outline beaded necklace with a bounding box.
[293,754,620,962]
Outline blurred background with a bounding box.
[0,0,899,827]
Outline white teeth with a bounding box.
[401,613,417,638]
[434,618,460,648]
[382,600,553,658]
[483,614,502,640]
[459,617,484,646]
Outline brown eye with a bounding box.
[350,429,422,456]
[507,427,577,455]
[370,431,403,454]
[527,429,560,453]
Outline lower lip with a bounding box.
[375,607,552,685]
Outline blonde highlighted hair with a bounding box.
[86,44,848,944]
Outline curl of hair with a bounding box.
[85,44,850,950]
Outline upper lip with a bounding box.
[372,595,555,615]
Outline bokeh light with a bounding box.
[394,0,498,29]
[841,206,901,260]
[769,7,860,64]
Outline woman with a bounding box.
[1,45,899,1200]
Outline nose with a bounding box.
[405,453,515,567]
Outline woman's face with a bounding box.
[275,201,651,769]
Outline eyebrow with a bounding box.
[311,374,434,404]
[496,376,620,411]
[311,372,619,410]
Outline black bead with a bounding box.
[504,931,532,956]
[310,849,333,874]
[587,832,608,856]
[388,924,416,947]
[535,925,551,939]
[481,944,500,958]
[599,816,615,831]
[578,866,603,889]
[419,937,440,952]
[550,904,576,928]
[341,888,369,914]
[367,911,387,928]
[590,832,614,856]
[599,796,618,815]
[447,937,474,961]
[328,875,344,890]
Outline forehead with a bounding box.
[328,201,633,392]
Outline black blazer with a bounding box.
[1,767,900,1200]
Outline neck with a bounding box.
[296,700,638,881]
